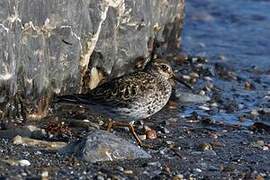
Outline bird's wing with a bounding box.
[88,71,156,103]
[55,71,156,107]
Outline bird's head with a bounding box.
[146,59,174,80]
[146,59,192,89]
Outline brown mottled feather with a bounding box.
[56,59,174,121]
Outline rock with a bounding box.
[1,159,31,167]
[12,135,67,151]
[0,127,32,139]
[176,92,210,104]
[0,0,185,120]
[0,125,46,139]
[60,130,151,162]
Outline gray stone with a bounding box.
[176,92,211,103]
[60,130,151,162]
[0,0,184,120]
[0,125,45,139]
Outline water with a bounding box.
[183,0,270,70]
[181,0,270,126]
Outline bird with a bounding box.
[55,59,191,146]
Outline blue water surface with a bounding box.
[183,0,270,69]
[180,0,270,126]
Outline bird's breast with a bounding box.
[119,80,172,120]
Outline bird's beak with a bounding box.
[172,74,193,89]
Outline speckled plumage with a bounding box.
[56,59,174,121]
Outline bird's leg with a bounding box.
[106,120,142,146]
[127,123,143,146]
[106,119,114,132]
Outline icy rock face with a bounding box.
[60,130,151,162]
[0,0,184,120]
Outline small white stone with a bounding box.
[138,135,147,140]
[204,76,213,81]
[18,159,31,167]
[41,171,49,177]
[173,174,184,180]
[257,140,264,146]
[194,168,202,173]
[198,105,210,111]
[166,141,174,145]
[199,90,206,96]
[190,72,199,78]
[250,109,259,116]
[182,75,191,80]
[124,170,133,174]
[210,102,218,107]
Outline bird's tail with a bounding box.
[53,94,89,105]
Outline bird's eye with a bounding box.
[160,64,168,71]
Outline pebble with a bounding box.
[96,175,105,180]
[198,105,210,111]
[182,75,191,80]
[251,109,259,116]
[159,126,170,134]
[159,148,169,155]
[35,151,42,155]
[256,175,264,180]
[210,102,218,107]
[204,150,217,156]
[259,108,270,114]
[167,100,177,109]
[194,168,202,173]
[173,174,184,180]
[199,143,213,151]
[244,81,255,90]
[124,170,133,174]
[208,165,219,171]
[176,92,210,103]
[147,161,161,167]
[138,134,147,140]
[257,140,265,146]
[145,128,157,140]
[190,72,199,78]
[41,171,49,179]
[18,159,31,167]
[116,166,124,172]
[166,141,174,145]
[199,90,206,96]
[191,151,202,155]
[204,76,213,81]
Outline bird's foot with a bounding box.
[106,119,146,147]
